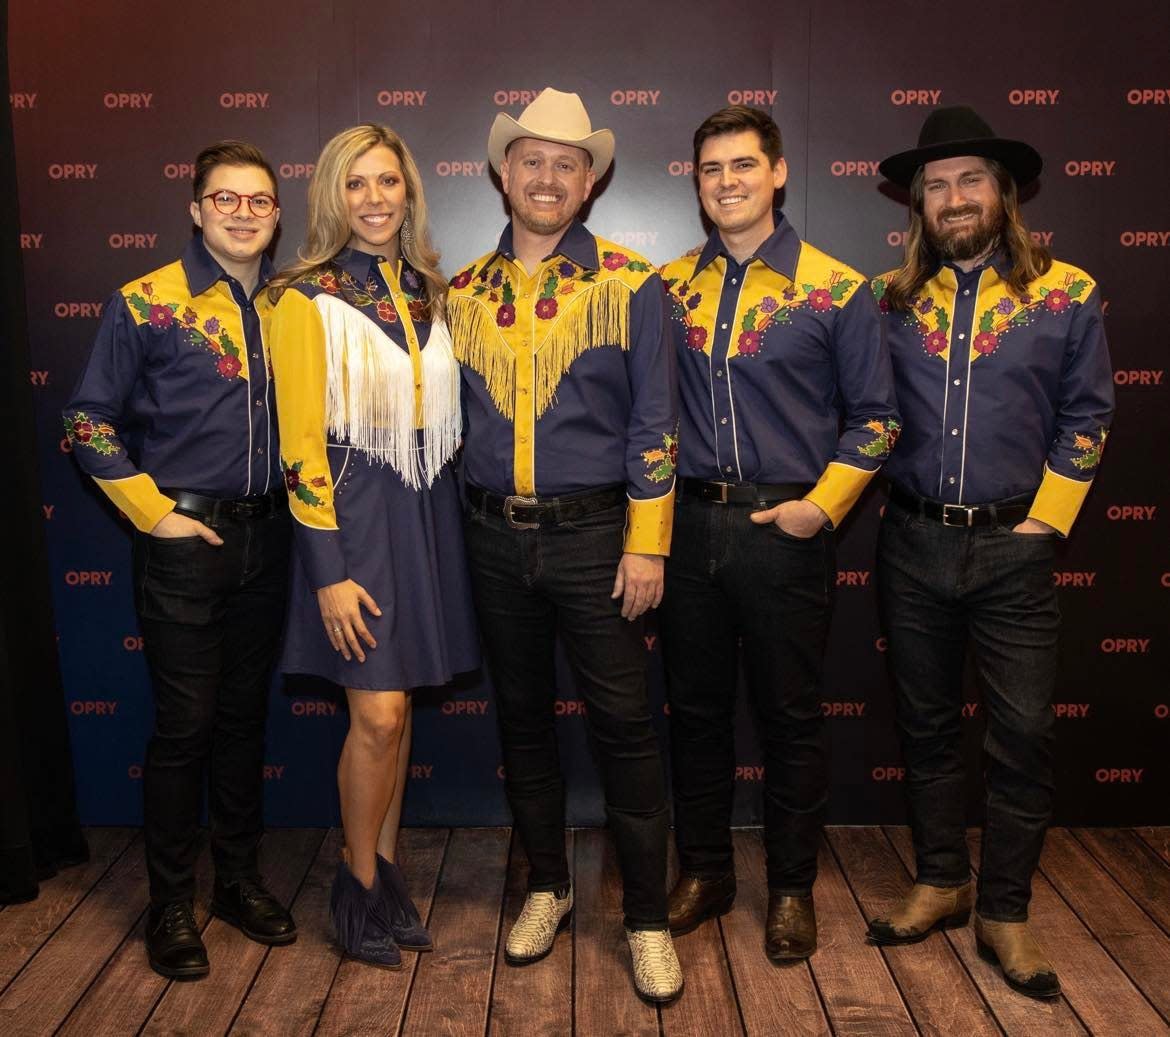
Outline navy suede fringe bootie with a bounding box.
[329,862,402,969]
[377,854,433,951]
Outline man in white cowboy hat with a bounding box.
[447,87,682,1003]
[866,105,1113,999]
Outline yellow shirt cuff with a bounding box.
[804,462,878,529]
[95,473,175,533]
[624,489,675,555]
[1029,465,1092,537]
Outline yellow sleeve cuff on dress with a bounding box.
[95,473,175,533]
[1029,464,1092,537]
[804,462,878,529]
[623,489,675,555]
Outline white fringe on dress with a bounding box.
[314,294,461,490]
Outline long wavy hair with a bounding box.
[268,124,445,319]
[884,157,1051,312]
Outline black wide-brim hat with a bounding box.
[879,105,1042,188]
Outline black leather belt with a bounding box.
[887,484,1034,528]
[163,487,287,525]
[466,483,625,530]
[680,478,812,506]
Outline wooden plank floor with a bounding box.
[1,828,1168,1036]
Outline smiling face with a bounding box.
[697,129,787,246]
[921,155,1005,264]
[343,144,407,260]
[500,137,595,241]
[189,163,279,277]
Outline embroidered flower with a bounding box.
[759,296,778,313]
[490,268,504,288]
[973,331,999,354]
[686,326,708,351]
[1019,293,1032,305]
[318,273,340,295]
[148,304,174,330]
[807,288,833,311]
[878,297,890,313]
[996,297,1015,315]
[603,251,629,270]
[282,458,326,506]
[858,418,901,458]
[497,303,516,327]
[558,261,576,278]
[738,330,761,354]
[450,269,473,290]
[203,316,221,335]
[182,307,198,326]
[73,419,94,442]
[917,297,933,315]
[141,282,153,297]
[408,299,427,322]
[217,355,242,379]
[65,412,119,455]
[1045,288,1070,313]
[402,268,422,293]
[782,286,798,301]
[686,293,701,310]
[641,432,678,483]
[1071,428,1107,471]
[535,297,558,319]
[924,330,948,355]
[366,277,380,295]
[376,300,397,323]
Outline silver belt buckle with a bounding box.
[942,503,976,527]
[503,494,540,530]
[712,481,730,504]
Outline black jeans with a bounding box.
[659,495,834,894]
[132,508,290,904]
[876,499,1059,921]
[464,497,668,930]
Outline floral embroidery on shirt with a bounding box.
[969,273,1090,358]
[662,277,705,349]
[127,282,243,380]
[1071,428,1107,471]
[282,458,327,506]
[641,431,678,483]
[306,263,426,325]
[64,411,119,455]
[601,251,651,273]
[857,418,901,458]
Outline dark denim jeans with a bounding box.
[876,499,1059,921]
[132,508,290,904]
[659,495,834,894]
[464,497,668,930]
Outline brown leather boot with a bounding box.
[765,894,816,961]
[867,881,973,945]
[975,915,1060,999]
[667,872,736,936]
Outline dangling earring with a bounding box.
[400,214,415,251]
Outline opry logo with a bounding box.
[65,570,112,586]
[1053,571,1096,587]
[837,570,870,586]
[872,766,905,781]
[48,164,97,180]
[1106,505,1157,520]
[291,700,338,716]
[610,90,661,106]
[890,89,941,105]
[727,90,778,105]
[1100,638,1151,653]
[123,636,144,651]
[555,699,587,716]
[1155,704,1170,718]
[609,231,659,249]
[30,370,49,386]
[822,701,866,717]
[108,233,158,249]
[219,92,269,108]
[442,700,489,715]
[1053,703,1090,717]
[376,90,426,106]
[263,765,285,780]
[493,90,542,106]
[887,230,1052,247]
[735,765,765,781]
[41,504,54,519]
[55,303,104,318]
[164,163,195,180]
[1065,161,1115,176]
[434,161,485,177]
[1094,768,1143,783]
[409,764,433,779]
[1114,369,1163,385]
[21,233,42,248]
[1127,89,1170,104]
[1009,89,1060,105]
[831,161,880,176]
[1120,232,1170,246]
[70,700,118,715]
[10,92,36,108]
[279,163,315,179]
[103,92,152,108]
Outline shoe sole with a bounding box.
[148,955,210,980]
[866,908,971,946]
[210,903,298,946]
[975,938,1061,1000]
[766,943,816,963]
[668,892,736,937]
[504,908,573,966]
[634,978,685,1005]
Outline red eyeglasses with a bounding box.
[201,189,279,218]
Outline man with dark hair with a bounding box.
[64,140,296,979]
[866,107,1114,999]
[658,105,897,961]
[448,88,682,1003]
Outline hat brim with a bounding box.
[878,137,1042,189]
[488,113,614,177]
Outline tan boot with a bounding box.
[867,881,973,945]
[626,927,684,1004]
[975,915,1060,999]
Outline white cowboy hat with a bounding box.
[488,88,614,176]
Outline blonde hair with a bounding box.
[884,158,1051,312]
[268,123,445,319]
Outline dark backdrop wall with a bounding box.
[9,0,1169,828]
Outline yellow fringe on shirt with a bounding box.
[447,297,516,419]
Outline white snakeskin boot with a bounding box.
[625,927,684,1003]
[504,885,573,965]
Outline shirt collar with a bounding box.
[333,246,384,285]
[694,210,801,280]
[939,246,1012,282]
[181,233,275,297]
[493,218,599,272]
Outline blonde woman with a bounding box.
[269,124,477,968]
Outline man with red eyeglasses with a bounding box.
[64,141,297,980]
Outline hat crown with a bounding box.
[918,105,998,148]
[516,88,594,141]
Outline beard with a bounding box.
[508,183,576,238]
[925,196,1005,262]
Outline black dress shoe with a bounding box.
[146,900,209,980]
[211,876,298,945]
[667,872,737,936]
[766,893,816,962]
